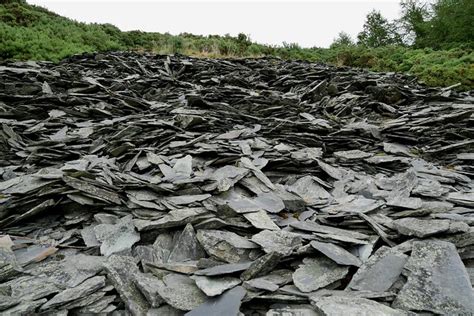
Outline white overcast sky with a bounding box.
[27,0,402,48]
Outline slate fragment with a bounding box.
[157,273,207,311]
[194,262,252,276]
[348,246,408,292]
[392,218,469,238]
[393,240,474,314]
[310,241,362,267]
[168,224,206,262]
[104,255,150,315]
[251,230,303,256]
[311,296,407,316]
[186,286,246,316]
[240,252,283,281]
[40,276,106,310]
[293,257,349,292]
[196,229,258,263]
[94,215,140,256]
[191,275,241,296]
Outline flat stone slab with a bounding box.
[293,257,349,293]
[348,246,408,292]
[185,286,246,316]
[311,296,407,316]
[393,240,474,314]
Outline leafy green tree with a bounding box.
[330,31,355,48]
[398,0,431,46]
[357,10,402,47]
[427,0,474,48]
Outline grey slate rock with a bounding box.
[185,286,246,316]
[191,275,241,296]
[392,218,469,238]
[196,229,258,263]
[157,273,207,311]
[292,257,349,292]
[251,230,303,256]
[194,262,253,276]
[348,246,408,292]
[104,255,150,315]
[310,241,362,267]
[393,240,474,314]
[94,215,140,256]
[311,296,407,316]
[41,276,106,310]
[168,224,206,262]
[134,273,165,307]
[240,252,283,281]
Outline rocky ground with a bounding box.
[0,52,473,315]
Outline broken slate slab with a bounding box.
[104,255,150,315]
[134,273,165,307]
[393,240,474,314]
[293,257,349,293]
[191,275,241,296]
[251,230,303,256]
[40,276,106,311]
[196,229,258,263]
[168,224,206,263]
[392,218,469,238]
[94,215,140,256]
[185,286,246,316]
[348,246,408,292]
[194,262,253,276]
[311,296,407,316]
[310,241,362,267]
[157,273,207,311]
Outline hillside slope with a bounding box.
[0,0,473,90]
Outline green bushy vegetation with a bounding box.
[0,0,472,90]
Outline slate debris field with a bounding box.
[0,52,473,315]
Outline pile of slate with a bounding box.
[0,51,473,315]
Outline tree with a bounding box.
[357,10,402,47]
[330,31,355,48]
[398,0,431,46]
[427,0,474,48]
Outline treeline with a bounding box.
[0,0,472,90]
[337,0,473,50]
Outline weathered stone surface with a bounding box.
[240,252,283,281]
[393,240,474,314]
[251,230,303,256]
[311,296,407,315]
[194,262,252,276]
[1,52,474,315]
[197,229,258,263]
[0,295,20,310]
[94,215,140,256]
[293,257,349,293]
[27,254,104,287]
[392,218,469,238]
[266,304,318,316]
[157,273,207,311]
[244,278,279,292]
[168,224,206,262]
[185,286,246,316]
[104,255,150,315]
[191,275,241,296]
[243,211,280,230]
[134,273,165,307]
[41,276,106,310]
[348,246,408,292]
[310,241,362,267]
